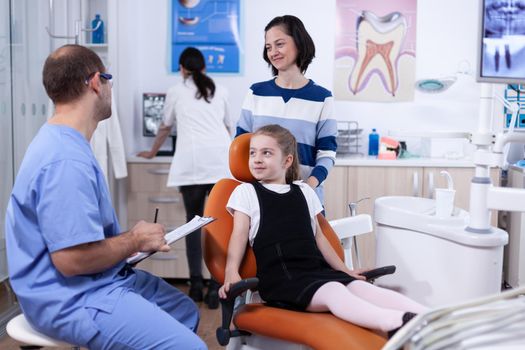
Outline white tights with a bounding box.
[306,280,428,332]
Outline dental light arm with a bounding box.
[491,92,522,154]
[468,83,525,231]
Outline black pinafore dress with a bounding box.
[251,181,355,310]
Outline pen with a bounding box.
[154,207,159,223]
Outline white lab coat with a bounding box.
[90,95,128,181]
[163,78,231,187]
[47,95,127,182]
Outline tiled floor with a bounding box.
[0,281,222,350]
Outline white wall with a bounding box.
[114,0,494,156]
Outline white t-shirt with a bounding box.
[163,78,232,186]
[226,181,324,246]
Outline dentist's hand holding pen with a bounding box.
[128,220,170,254]
[129,209,169,256]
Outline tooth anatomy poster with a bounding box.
[334,0,417,102]
[171,0,241,73]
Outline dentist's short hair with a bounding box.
[43,44,105,104]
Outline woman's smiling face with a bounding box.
[264,26,299,73]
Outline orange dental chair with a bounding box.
[203,133,388,350]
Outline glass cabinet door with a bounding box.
[10,0,50,173]
[0,0,13,283]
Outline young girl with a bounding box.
[219,124,427,336]
[236,15,337,204]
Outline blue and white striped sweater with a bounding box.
[236,79,337,200]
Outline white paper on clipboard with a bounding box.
[126,215,216,265]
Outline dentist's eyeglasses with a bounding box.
[85,72,113,87]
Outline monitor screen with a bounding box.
[477,0,525,84]
[142,92,167,137]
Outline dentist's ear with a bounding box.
[87,73,103,94]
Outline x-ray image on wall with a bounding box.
[142,93,166,137]
[480,0,525,81]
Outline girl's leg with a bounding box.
[346,280,428,314]
[306,282,405,332]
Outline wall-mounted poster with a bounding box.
[334,0,417,102]
[171,0,241,73]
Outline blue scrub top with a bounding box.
[6,124,131,345]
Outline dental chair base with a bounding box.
[227,333,311,350]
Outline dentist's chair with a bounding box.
[203,133,387,350]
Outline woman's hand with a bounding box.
[219,271,242,299]
[306,176,319,189]
[137,150,156,159]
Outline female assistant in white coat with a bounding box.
[138,47,232,308]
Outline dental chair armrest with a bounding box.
[226,277,259,300]
[360,265,396,282]
[217,277,259,346]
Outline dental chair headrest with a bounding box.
[230,133,256,183]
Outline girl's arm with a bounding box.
[219,209,251,299]
[314,221,366,280]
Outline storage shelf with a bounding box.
[83,43,108,49]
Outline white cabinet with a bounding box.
[325,165,500,268]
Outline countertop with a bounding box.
[127,154,477,168]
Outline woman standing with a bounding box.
[236,15,337,204]
[138,47,231,309]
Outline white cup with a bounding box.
[435,188,456,218]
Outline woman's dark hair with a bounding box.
[179,47,215,103]
[262,15,316,76]
[43,44,105,104]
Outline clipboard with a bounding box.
[126,215,216,265]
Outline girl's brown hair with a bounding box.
[254,124,300,184]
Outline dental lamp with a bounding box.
[415,60,472,94]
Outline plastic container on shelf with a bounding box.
[91,14,104,44]
[368,128,379,156]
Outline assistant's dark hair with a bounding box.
[179,47,216,103]
[254,124,300,184]
[263,15,316,76]
[43,44,105,104]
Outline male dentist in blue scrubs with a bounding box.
[5,44,207,350]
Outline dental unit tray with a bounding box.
[383,285,525,350]
[336,120,363,155]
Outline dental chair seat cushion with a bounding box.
[234,304,386,350]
